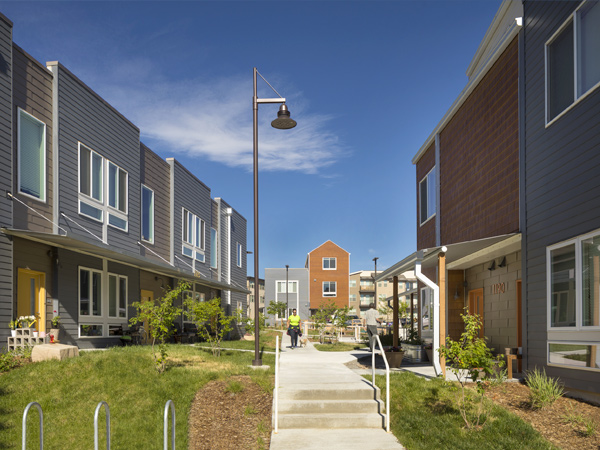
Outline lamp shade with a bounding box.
[271,104,297,129]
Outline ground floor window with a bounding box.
[548,343,599,370]
[421,287,433,331]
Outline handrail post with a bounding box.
[274,335,279,433]
[94,401,111,450]
[164,400,175,450]
[22,402,43,450]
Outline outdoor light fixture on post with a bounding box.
[285,264,289,317]
[252,68,297,366]
[373,257,379,309]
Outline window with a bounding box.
[80,268,102,317]
[277,281,298,294]
[78,143,128,230]
[18,109,46,202]
[546,1,600,123]
[360,279,374,289]
[108,274,127,318]
[421,287,433,331]
[211,228,218,268]
[323,281,337,297]
[419,166,436,225]
[360,293,374,305]
[349,294,357,302]
[323,257,336,270]
[182,209,205,262]
[237,243,243,267]
[349,280,356,288]
[141,185,154,243]
[549,343,599,369]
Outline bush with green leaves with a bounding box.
[266,300,287,328]
[438,311,504,429]
[0,346,32,373]
[238,311,266,336]
[130,281,188,373]
[313,299,337,344]
[186,297,234,357]
[526,367,564,409]
[332,305,351,337]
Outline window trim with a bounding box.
[181,208,206,262]
[236,242,242,268]
[547,341,600,373]
[323,281,337,297]
[141,184,154,244]
[419,166,436,226]
[545,1,600,127]
[210,227,218,269]
[322,257,337,270]
[17,108,47,203]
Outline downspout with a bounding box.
[414,248,446,377]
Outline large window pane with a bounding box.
[211,228,218,268]
[427,167,436,218]
[19,111,45,200]
[108,163,117,208]
[80,147,90,196]
[549,343,599,369]
[548,22,574,120]
[582,235,600,327]
[80,269,90,316]
[578,2,600,94]
[141,186,154,242]
[119,278,127,318]
[109,275,117,317]
[92,272,102,316]
[91,153,102,201]
[550,244,576,327]
[118,168,127,212]
[419,176,428,224]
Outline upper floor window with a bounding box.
[210,227,218,268]
[323,281,337,297]
[237,242,243,267]
[277,281,298,294]
[323,257,337,270]
[419,166,436,225]
[141,185,154,243]
[18,109,46,202]
[182,208,205,262]
[349,279,357,288]
[78,143,128,231]
[546,1,600,124]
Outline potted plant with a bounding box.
[50,315,61,342]
[8,319,19,337]
[402,328,426,362]
[384,346,405,368]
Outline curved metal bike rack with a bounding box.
[164,400,175,450]
[94,401,111,450]
[22,402,43,450]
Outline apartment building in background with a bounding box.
[350,270,417,318]
[246,276,264,319]
[306,241,350,312]
[264,268,309,325]
[0,12,248,349]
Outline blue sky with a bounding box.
[2,0,502,276]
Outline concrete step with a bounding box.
[279,384,380,401]
[279,399,382,414]
[277,412,384,429]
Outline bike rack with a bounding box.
[22,402,43,450]
[164,400,175,450]
[94,401,111,450]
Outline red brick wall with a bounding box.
[308,241,350,310]
[439,37,519,244]
[416,143,436,250]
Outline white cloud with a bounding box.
[100,73,346,175]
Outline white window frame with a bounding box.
[107,273,128,319]
[545,1,600,126]
[17,108,46,202]
[419,166,436,226]
[181,208,206,263]
[277,280,298,294]
[210,227,218,269]
[107,161,128,231]
[323,281,337,297]
[323,257,337,270]
[141,184,154,243]
[237,242,242,267]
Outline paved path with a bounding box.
[269,333,405,450]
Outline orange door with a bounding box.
[468,288,484,338]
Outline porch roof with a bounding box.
[376,233,520,282]
[2,227,250,294]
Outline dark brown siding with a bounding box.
[439,37,519,245]
[416,143,436,250]
[12,45,53,232]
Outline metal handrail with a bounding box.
[274,335,280,434]
[22,402,43,450]
[164,400,175,450]
[371,335,390,433]
[94,401,111,450]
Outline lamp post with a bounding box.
[373,257,379,309]
[285,264,289,317]
[252,68,297,366]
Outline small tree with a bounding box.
[186,297,234,357]
[378,304,392,323]
[266,300,287,329]
[237,310,266,336]
[333,305,351,338]
[438,311,504,429]
[313,299,337,344]
[130,281,188,373]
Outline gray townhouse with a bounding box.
[522,0,600,402]
[264,267,309,326]
[0,12,248,349]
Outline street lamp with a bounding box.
[285,264,289,317]
[373,257,379,309]
[252,68,297,366]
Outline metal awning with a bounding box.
[376,233,520,282]
[2,227,249,294]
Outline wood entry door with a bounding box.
[468,288,484,338]
[17,268,46,333]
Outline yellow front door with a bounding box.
[140,290,153,344]
[17,269,46,333]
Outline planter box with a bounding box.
[425,348,433,363]
[384,351,405,368]
[402,344,426,363]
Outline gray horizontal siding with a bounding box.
[523,0,600,393]
[0,16,13,344]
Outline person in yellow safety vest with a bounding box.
[287,308,302,349]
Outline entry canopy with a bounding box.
[2,228,250,294]
[376,233,520,282]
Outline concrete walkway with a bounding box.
[269,333,405,450]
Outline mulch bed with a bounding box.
[188,375,272,450]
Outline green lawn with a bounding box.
[313,342,362,352]
[375,372,558,450]
[0,345,274,450]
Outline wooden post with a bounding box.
[393,275,399,348]
[438,251,446,376]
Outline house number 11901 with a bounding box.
[492,283,506,294]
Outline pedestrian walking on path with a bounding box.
[365,303,382,351]
[287,308,301,349]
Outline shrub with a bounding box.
[526,367,564,409]
[186,297,235,357]
[0,346,32,373]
